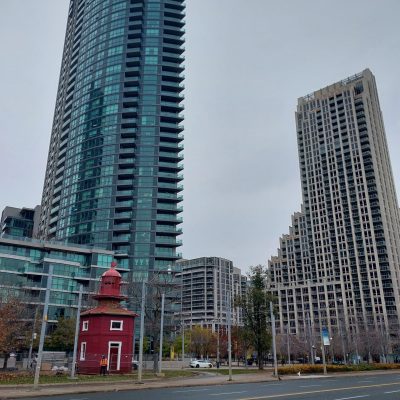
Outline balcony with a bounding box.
[158,182,183,191]
[157,214,183,223]
[157,203,183,212]
[113,223,131,232]
[114,211,132,218]
[156,225,182,235]
[158,171,183,181]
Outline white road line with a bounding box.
[210,391,247,396]
[359,380,374,383]
[384,389,400,394]
[174,388,211,393]
[333,396,369,400]
[68,398,89,400]
[299,384,322,388]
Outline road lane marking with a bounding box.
[384,389,400,394]
[174,388,211,393]
[299,384,322,388]
[359,380,374,383]
[211,391,247,396]
[334,396,369,400]
[237,381,400,400]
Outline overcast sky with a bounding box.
[1,0,400,272]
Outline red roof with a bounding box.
[81,305,138,317]
[102,265,121,278]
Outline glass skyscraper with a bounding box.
[39,0,185,278]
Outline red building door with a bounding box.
[109,343,121,372]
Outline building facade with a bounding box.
[1,206,41,239]
[269,70,400,354]
[0,235,129,322]
[177,257,247,330]
[39,0,185,279]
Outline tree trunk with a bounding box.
[2,353,9,370]
[153,351,158,373]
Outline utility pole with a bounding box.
[33,264,54,390]
[70,284,83,379]
[270,302,278,377]
[137,280,146,383]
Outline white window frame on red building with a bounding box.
[110,320,123,331]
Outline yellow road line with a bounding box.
[239,381,400,400]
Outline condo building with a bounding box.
[1,206,41,239]
[38,0,185,279]
[177,257,247,330]
[269,70,400,353]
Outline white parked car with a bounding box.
[190,359,213,368]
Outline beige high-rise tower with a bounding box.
[269,69,400,359]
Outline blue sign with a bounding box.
[322,327,330,346]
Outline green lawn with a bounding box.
[0,370,198,385]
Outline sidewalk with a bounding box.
[0,369,398,399]
[0,371,275,399]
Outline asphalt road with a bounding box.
[26,372,400,400]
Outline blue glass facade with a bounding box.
[39,0,185,278]
[0,235,129,321]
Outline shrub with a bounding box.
[278,363,400,375]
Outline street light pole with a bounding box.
[33,264,54,390]
[270,301,278,378]
[137,280,146,384]
[27,307,39,370]
[70,284,83,379]
[158,266,172,374]
[227,293,232,381]
[286,325,291,364]
[337,298,347,364]
[181,321,185,369]
[320,329,327,375]
[307,312,315,364]
[158,292,165,374]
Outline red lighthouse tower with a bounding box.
[77,262,137,374]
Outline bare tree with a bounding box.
[0,298,30,369]
[127,270,181,372]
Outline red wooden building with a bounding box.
[77,262,137,374]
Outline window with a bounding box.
[82,321,89,331]
[80,342,86,360]
[110,320,123,330]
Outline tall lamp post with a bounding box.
[270,302,278,378]
[158,266,171,374]
[33,264,54,390]
[70,284,83,379]
[181,321,185,369]
[137,266,172,382]
[337,298,347,364]
[286,324,291,365]
[227,293,232,381]
[137,280,146,384]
